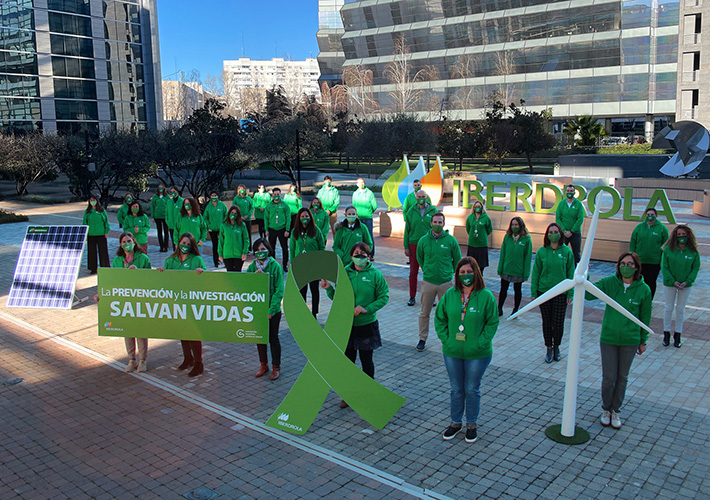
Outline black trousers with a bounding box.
[499,279,522,311]
[257,312,282,366]
[155,218,169,251]
[245,220,253,251]
[345,347,374,378]
[563,232,582,265]
[224,258,244,272]
[255,218,266,239]
[268,228,289,269]
[167,229,175,250]
[640,263,660,299]
[300,280,320,316]
[539,294,568,348]
[87,235,109,272]
[208,230,220,267]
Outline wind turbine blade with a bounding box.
[582,281,654,335]
[577,193,602,277]
[508,279,575,320]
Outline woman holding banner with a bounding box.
[218,205,249,272]
[248,238,284,381]
[321,242,389,409]
[113,232,152,372]
[159,233,206,377]
[290,208,325,317]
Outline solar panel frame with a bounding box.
[7,225,89,309]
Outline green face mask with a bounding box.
[432,224,444,234]
[179,244,191,254]
[414,186,421,192]
[184,204,191,211]
[357,184,365,190]
[677,236,688,245]
[566,192,575,199]
[511,226,520,234]
[351,255,368,267]
[158,188,164,193]
[291,188,297,193]
[126,197,133,204]
[417,198,426,206]
[273,195,281,202]
[255,250,269,261]
[619,265,636,278]
[548,233,561,243]
[131,206,139,214]
[229,213,237,220]
[474,206,483,213]
[122,242,135,253]
[312,204,320,210]
[211,196,218,202]
[460,274,475,287]
[90,200,97,207]
[239,190,245,195]
[646,215,656,223]
[300,217,310,226]
[324,181,331,187]
[346,215,357,224]
[171,192,178,198]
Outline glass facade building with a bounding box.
[0,0,162,135]
[337,0,681,137]
[317,0,346,86]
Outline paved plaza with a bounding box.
[1,195,709,499]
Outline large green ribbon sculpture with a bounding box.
[266,251,406,435]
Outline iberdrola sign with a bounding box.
[453,180,676,223]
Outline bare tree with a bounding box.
[383,36,439,113]
[493,51,518,106]
[342,64,377,119]
[319,82,348,129]
[450,54,482,111]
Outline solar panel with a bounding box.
[7,225,88,309]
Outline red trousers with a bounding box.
[408,244,419,298]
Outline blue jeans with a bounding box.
[360,217,375,254]
[443,354,492,425]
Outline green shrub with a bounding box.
[598,143,671,155]
[0,209,29,224]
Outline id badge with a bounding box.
[456,324,466,341]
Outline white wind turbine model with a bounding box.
[509,192,655,442]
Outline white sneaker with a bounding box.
[600,410,611,426]
[125,359,137,372]
[137,360,147,373]
[610,411,622,429]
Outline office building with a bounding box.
[316,0,346,86]
[0,0,163,135]
[162,80,204,125]
[336,0,684,139]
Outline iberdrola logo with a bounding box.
[382,155,444,209]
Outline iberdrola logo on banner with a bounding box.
[266,251,406,435]
[382,155,444,209]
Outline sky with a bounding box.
[157,0,320,86]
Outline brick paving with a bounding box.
[1,197,709,499]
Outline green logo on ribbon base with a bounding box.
[266,251,406,435]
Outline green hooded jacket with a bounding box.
[630,220,669,265]
[166,196,184,230]
[497,233,532,280]
[403,203,437,248]
[117,202,130,228]
[150,193,168,219]
[174,214,207,244]
[112,252,151,269]
[555,198,586,234]
[351,187,378,219]
[661,245,701,287]
[326,261,389,326]
[247,257,284,315]
[465,212,493,247]
[530,244,575,298]
[289,229,325,261]
[264,201,291,232]
[311,206,330,239]
[283,192,303,216]
[123,213,151,245]
[333,221,373,266]
[204,200,228,231]
[252,191,271,220]
[316,185,340,213]
[164,253,206,271]
[416,230,462,285]
[82,209,110,236]
[232,194,254,219]
[218,221,249,259]
[435,287,499,359]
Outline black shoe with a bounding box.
[443,424,461,440]
[511,307,519,316]
[465,427,478,443]
[674,332,682,348]
[545,348,554,363]
[407,297,415,306]
[498,307,503,317]
[416,340,426,352]
[188,361,204,377]
[553,346,561,362]
[178,358,194,370]
[663,331,670,346]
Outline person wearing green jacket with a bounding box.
[403,190,437,306]
[352,178,378,256]
[497,216,533,317]
[402,179,423,214]
[531,223,575,363]
[435,256,499,443]
[204,190,228,268]
[316,175,340,237]
[159,233,206,377]
[166,187,184,250]
[113,232,152,373]
[123,201,151,252]
[283,184,303,230]
[248,238,285,381]
[629,207,669,299]
[233,184,254,251]
[218,205,249,272]
[465,200,493,271]
[83,195,110,274]
[252,184,271,240]
[322,241,389,408]
[661,225,701,348]
[151,184,170,252]
[586,252,651,429]
[310,198,330,243]
[290,208,325,316]
[265,187,291,271]
[555,184,586,265]
[333,206,373,266]
[174,198,207,250]
[416,212,462,352]
[117,192,134,229]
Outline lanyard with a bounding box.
[460,291,472,323]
